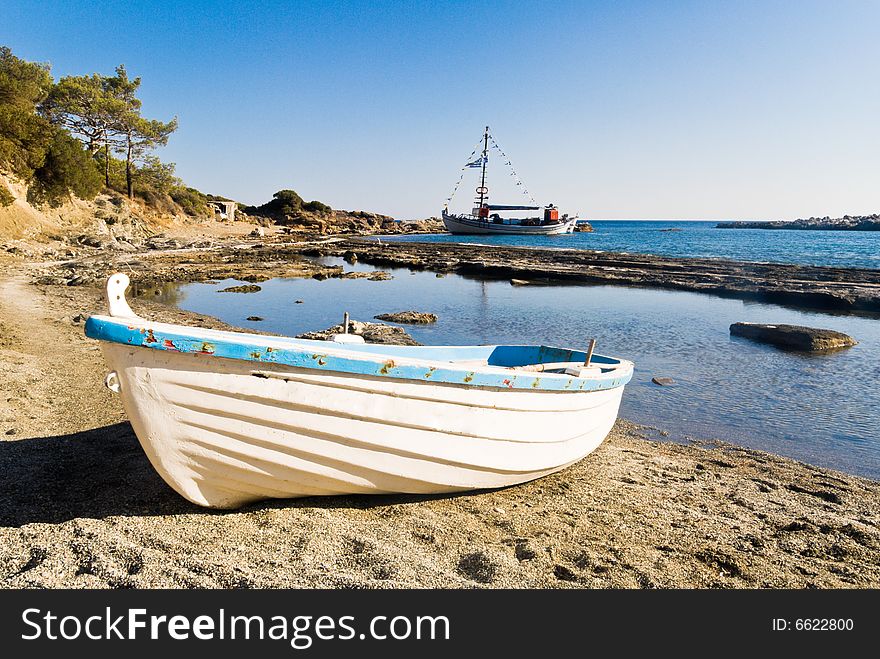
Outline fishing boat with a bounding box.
[85,273,633,509]
[441,126,580,235]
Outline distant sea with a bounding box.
[388,220,880,270]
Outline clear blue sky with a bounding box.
[4,0,878,219]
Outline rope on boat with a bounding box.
[444,129,538,209]
[443,139,484,209]
[488,132,537,206]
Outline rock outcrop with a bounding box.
[297,238,880,314]
[245,207,444,236]
[338,270,393,281]
[374,311,438,324]
[296,320,420,345]
[218,284,262,294]
[717,215,880,231]
[729,323,857,351]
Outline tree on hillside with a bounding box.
[43,73,124,185]
[44,64,176,197]
[134,155,177,194]
[120,114,177,199]
[0,46,101,207]
[0,46,54,181]
[103,65,176,198]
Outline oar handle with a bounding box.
[584,339,596,366]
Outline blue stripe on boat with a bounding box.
[84,316,632,392]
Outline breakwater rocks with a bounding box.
[717,215,880,231]
[300,240,880,314]
[730,323,857,352]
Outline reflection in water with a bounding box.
[157,259,880,480]
[132,282,186,307]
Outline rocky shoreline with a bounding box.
[17,229,880,315]
[302,238,880,314]
[717,214,880,231]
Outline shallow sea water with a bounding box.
[388,220,880,269]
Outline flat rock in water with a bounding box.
[246,316,264,321]
[509,278,555,286]
[730,322,857,351]
[297,320,420,346]
[652,377,675,386]
[217,284,261,293]
[374,311,438,324]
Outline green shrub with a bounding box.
[170,185,210,216]
[134,155,177,195]
[302,199,331,214]
[243,189,332,221]
[0,182,14,207]
[27,129,102,207]
[94,152,128,193]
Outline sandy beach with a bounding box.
[1,244,879,589]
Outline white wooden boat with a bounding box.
[441,126,580,235]
[86,273,633,508]
[441,209,577,235]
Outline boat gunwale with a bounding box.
[85,315,633,392]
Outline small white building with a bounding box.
[207,200,237,222]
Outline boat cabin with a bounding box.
[469,204,563,226]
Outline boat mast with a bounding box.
[477,125,489,211]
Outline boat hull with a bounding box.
[442,212,577,235]
[100,342,625,508]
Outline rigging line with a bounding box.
[487,132,536,204]
[488,135,537,204]
[444,138,488,208]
